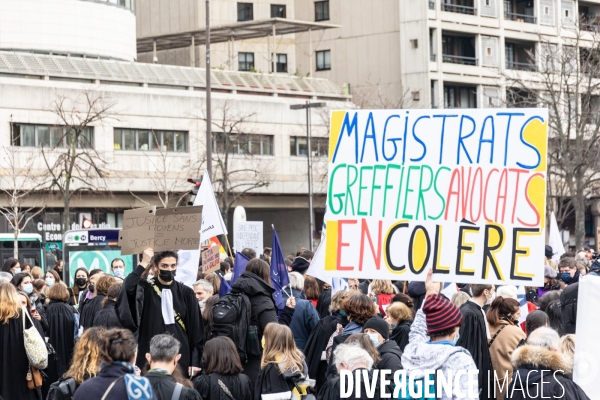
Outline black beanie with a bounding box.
[545,245,553,259]
[364,316,389,340]
[291,256,310,275]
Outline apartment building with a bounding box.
[0,0,350,258]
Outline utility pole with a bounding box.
[290,101,326,252]
[205,0,212,176]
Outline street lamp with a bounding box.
[290,101,326,252]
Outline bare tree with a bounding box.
[41,90,114,233]
[503,22,600,247]
[0,119,46,258]
[130,130,204,208]
[351,77,413,109]
[201,99,271,226]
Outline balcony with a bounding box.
[442,3,476,15]
[443,54,477,65]
[444,84,477,108]
[505,41,536,71]
[580,2,600,31]
[442,32,477,66]
[504,0,535,24]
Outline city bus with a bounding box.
[62,228,138,285]
[0,233,45,269]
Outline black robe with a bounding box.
[46,301,78,381]
[79,295,105,330]
[254,363,305,400]
[117,264,205,371]
[193,373,253,400]
[92,300,123,329]
[0,309,41,400]
[389,319,412,352]
[303,313,346,393]
[145,371,201,400]
[457,300,494,400]
[316,289,331,319]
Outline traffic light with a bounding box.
[187,177,202,205]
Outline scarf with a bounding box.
[341,321,363,335]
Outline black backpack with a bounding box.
[211,291,252,363]
[46,377,77,400]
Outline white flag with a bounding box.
[517,286,529,325]
[549,212,565,262]
[194,170,228,243]
[306,236,332,286]
[441,283,458,299]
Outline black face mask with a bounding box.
[159,269,176,282]
[75,278,87,288]
[89,284,95,293]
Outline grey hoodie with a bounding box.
[401,303,479,400]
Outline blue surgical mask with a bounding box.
[469,287,473,297]
[368,333,380,347]
[453,332,460,346]
[560,272,573,284]
[45,277,55,287]
[390,323,397,329]
[22,283,34,295]
[13,268,21,275]
[113,268,124,278]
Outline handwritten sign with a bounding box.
[119,206,202,255]
[234,221,263,256]
[201,245,221,274]
[324,109,548,286]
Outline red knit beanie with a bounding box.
[422,294,463,334]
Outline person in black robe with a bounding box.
[80,273,116,330]
[117,249,204,373]
[45,283,79,385]
[304,308,348,392]
[457,284,495,400]
[92,282,122,329]
[316,288,332,318]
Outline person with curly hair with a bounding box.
[47,327,106,399]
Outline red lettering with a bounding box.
[337,220,357,271]
[460,166,473,220]
[517,173,544,227]
[496,169,508,223]
[469,167,483,222]
[509,168,528,224]
[483,168,499,222]
[359,219,382,271]
[444,168,461,221]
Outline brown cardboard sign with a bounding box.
[119,206,202,255]
[201,245,221,274]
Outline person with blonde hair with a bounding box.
[46,282,80,384]
[31,265,43,280]
[255,323,311,400]
[47,327,106,398]
[385,301,413,351]
[370,279,395,316]
[451,291,470,308]
[560,333,576,367]
[0,283,42,399]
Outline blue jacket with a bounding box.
[285,288,320,351]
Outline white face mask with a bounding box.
[13,268,21,275]
[486,291,496,305]
[113,268,125,278]
[45,277,55,287]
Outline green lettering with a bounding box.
[357,166,373,216]
[328,163,347,215]
[344,165,358,216]
[383,164,402,218]
[402,166,420,220]
[429,166,451,220]
[370,165,387,217]
[416,165,433,220]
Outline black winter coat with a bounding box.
[317,368,380,400]
[506,345,590,399]
[92,300,122,329]
[230,271,295,383]
[560,282,578,335]
[46,301,78,380]
[389,319,412,352]
[375,340,402,397]
[145,372,201,400]
[193,373,253,400]
[72,363,157,400]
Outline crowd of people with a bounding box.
[0,243,596,400]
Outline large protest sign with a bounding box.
[119,206,202,255]
[324,109,548,285]
[234,221,263,255]
[201,245,221,274]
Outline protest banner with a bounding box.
[119,206,202,255]
[324,109,548,285]
[201,245,221,274]
[574,275,600,399]
[234,221,263,256]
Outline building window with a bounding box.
[315,1,329,21]
[290,136,328,157]
[410,39,419,49]
[213,133,273,156]
[237,3,253,21]
[412,91,420,102]
[271,4,286,18]
[316,50,331,71]
[113,129,188,152]
[12,124,93,148]
[238,52,255,71]
[276,54,288,72]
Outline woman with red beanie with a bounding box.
[400,269,479,399]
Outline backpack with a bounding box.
[211,291,252,363]
[46,377,77,400]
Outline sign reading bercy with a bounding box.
[324,109,548,286]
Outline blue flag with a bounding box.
[270,228,290,309]
[231,252,250,284]
[219,275,232,297]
